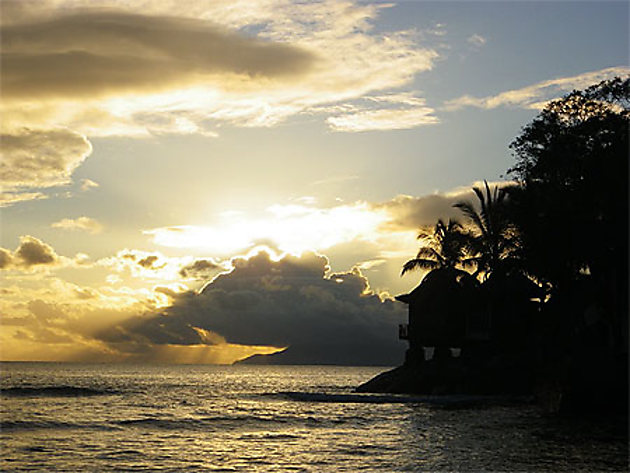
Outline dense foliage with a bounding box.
[508,77,629,288]
[403,78,628,410]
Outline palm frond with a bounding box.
[401,258,439,275]
[454,201,485,235]
[452,181,521,278]
[415,246,441,261]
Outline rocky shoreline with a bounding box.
[356,350,628,417]
[356,354,536,397]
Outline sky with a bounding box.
[1,0,628,364]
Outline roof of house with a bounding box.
[396,267,478,307]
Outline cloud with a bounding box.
[2,2,436,124]
[179,259,220,280]
[0,276,282,364]
[143,181,514,284]
[444,66,630,111]
[322,93,439,132]
[1,10,316,101]
[16,237,58,267]
[0,248,13,269]
[102,251,406,365]
[327,105,439,132]
[0,236,60,270]
[0,127,93,197]
[80,179,99,192]
[371,193,469,232]
[371,180,518,232]
[98,249,225,285]
[146,202,388,256]
[1,1,439,204]
[0,235,103,272]
[0,191,48,207]
[467,34,486,47]
[0,297,148,362]
[1,181,525,363]
[51,216,103,234]
[101,250,180,279]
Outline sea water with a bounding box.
[1,363,627,472]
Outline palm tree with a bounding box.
[401,219,477,363]
[401,218,473,276]
[454,181,518,279]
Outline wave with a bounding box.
[115,413,304,431]
[1,386,118,397]
[271,391,430,404]
[4,413,322,434]
[1,420,122,432]
[272,391,533,406]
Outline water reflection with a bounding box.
[404,404,627,471]
[2,364,627,472]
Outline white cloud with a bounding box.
[467,34,486,47]
[327,104,439,132]
[322,93,439,131]
[444,66,630,111]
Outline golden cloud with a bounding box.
[1,10,316,100]
[95,250,406,365]
[0,179,521,363]
[0,235,60,270]
[0,127,93,192]
[51,216,103,234]
[1,1,439,204]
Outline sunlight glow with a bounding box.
[145,203,389,255]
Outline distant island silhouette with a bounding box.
[357,77,629,417]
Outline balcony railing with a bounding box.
[398,323,409,340]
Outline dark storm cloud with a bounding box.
[1,10,316,100]
[101,251,407,365]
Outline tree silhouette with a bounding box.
[507,77,629,413]
[454,181,518,279]
[401,218,472,276]
[508,77,629,288]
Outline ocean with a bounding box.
[1,363,627,472]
